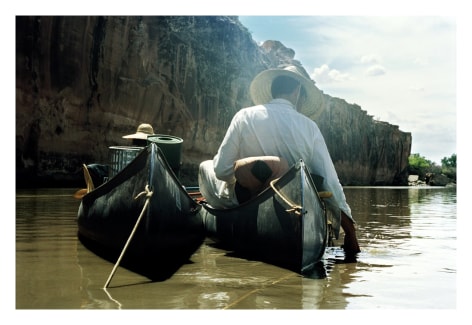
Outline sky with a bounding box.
[238,15,456,165]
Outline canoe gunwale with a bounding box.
[78,145,328,278]
[200,159,328,274]
[77,143,205,280]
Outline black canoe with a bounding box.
[201,160,329,275]
[77,143,205,281]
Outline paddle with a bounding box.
[103,185,153,288]
[73,164,95,199]
[73,188,88,199]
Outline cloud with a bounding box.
[408,86,425,92]
[360,54,386,77]
[365,64,386,76]
[360,54,381,65]
[413,57,429,66]
[311,64,351,84]
[240,16,457,163]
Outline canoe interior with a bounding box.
[77,144,328,279]
[77,144,205,281]
[202,160,328,274]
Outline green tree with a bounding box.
[441,153,456,168]
[441,153,456,180]
[408,153,431,179]
[408,153,457,182]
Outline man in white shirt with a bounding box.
[199,65,360,259]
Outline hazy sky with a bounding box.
[239,16,456,164]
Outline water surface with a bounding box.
[15,186,456,310]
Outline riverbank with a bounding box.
[408,174,456,187]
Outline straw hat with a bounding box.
[249,65,324,119]
[122,123,155,140]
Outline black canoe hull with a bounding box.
[77,143,205,281]
[202,160,328,274]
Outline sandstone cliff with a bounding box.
[16,16,411,187]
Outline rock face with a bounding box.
[16,16,411,187]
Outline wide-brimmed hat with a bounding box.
[249,65,324,119]
[122,123,155,140]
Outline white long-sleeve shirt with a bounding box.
[212,98,353,232]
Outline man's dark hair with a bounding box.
[271,75,306,99]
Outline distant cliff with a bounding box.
[16,16,411,187]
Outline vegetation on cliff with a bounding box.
[408,153,456,184]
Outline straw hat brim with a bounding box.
[249,68,324,120]
[122,123,155,140]
[122,133,152,140]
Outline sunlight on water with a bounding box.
[15,187,456,309]
[340,187,456,309]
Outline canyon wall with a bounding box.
[16,16,411,187]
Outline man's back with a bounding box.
[214,97,351,220]
[200,65,360,256]
[215,98,328,178]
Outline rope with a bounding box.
[318,191,333,198]
[104,184,154,288]
[268,178,332,215]
[269,178,303,216]
[134,184,154,200]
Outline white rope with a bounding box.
[269,178,302,216]
[268,178,332,216]
[104,185,153,288]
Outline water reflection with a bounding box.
[16,187,456,309]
